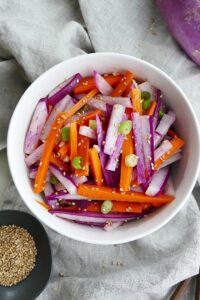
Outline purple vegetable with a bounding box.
[41,95,74,140]
[96,95,132,108]
[71,175,88,185]
[141,115,154,176]
[48,73,82,106]
[106,115,128,171]
[49,164,77,194]
[96,114,119,187]
[79,125,96,139]
[93,70,113,95]
[104,104,125,155]
[157,0,200,67]
[154,140,172,161]
[47,192,88,200]
[153,89,162,130]
[29,167,50,181]
[60,199,90,209]
[154,111,176,147]
[49,209,146,223]
[25,143,44,167]
[24,98,48,154]
[132,113,146,184]
[104,221,123,231]
[74,220,106,227]
[88,98,107,113]
[54,182,65,191]
[44,182,54,197]
[145,167,170,196]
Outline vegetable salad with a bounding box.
[24,70,185,231]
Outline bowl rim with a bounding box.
[7,52,200,244]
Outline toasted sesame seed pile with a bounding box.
[0,225,37,286]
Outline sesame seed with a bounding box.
[0,225,37,286]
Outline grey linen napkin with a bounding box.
[0,1,199,299]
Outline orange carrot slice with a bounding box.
[70,122,77,162]
[86,201,143,213]
[78,184,174,203]
[130,88,143,115]
[50,153,69,172]
[73,74,122,94]
[89,147,104,186]
[77,110,102,125]
[154,137,185,170]
[75,136,90,176]
[111,71,134,97]
[120,130,134,192]
[34,89,98,193]
[146,100,157,116]
[58,142,70,159]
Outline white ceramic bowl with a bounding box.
[7,53,200,245]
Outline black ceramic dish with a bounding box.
[0,210,52,300]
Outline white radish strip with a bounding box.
[54,183,65,191]
[145,167,170,196]
[159,152,182,169]
[25,144,44,167]
[71,175,88,185]
[154,111,176,147]
[104,104,125,155]
[132,112,146,184]
[93,70,113,95]
[104,221,123,231]
[141,115,153,176]
[88,98,107,113]
[97,95,132,108]
[44,182,54,197]
[139,81,155,99]
[24,99,48,154]
[49,165,77,194]
[164,178,174,196]
[154,140,172,161]
[41,95,74,140]
[79,126,96,139]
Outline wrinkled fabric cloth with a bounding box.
[0,1,199,299]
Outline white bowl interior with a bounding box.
[7,53,200,244]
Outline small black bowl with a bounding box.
[0,210,52,300]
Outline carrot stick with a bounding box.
[86,201,143,213]
[77,110,102,125]
[34,89,98,193]
[154,137,185,170]
[75,136,89,176]
[120,130,134,191]
[58,142,70,159]
[70,122,77,163]
[35,199,51,210]
[123,82,132,97]
[78,184,174,203]
[89,147,104,185]
[73,74,122,94]
[50,153,69,172]
[146,100,157,116]
[130,88,143,115]
[111,71,134,97]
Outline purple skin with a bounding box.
[157,0,200,66]
[48,73,82,106]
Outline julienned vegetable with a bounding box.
[25,69,185,231]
